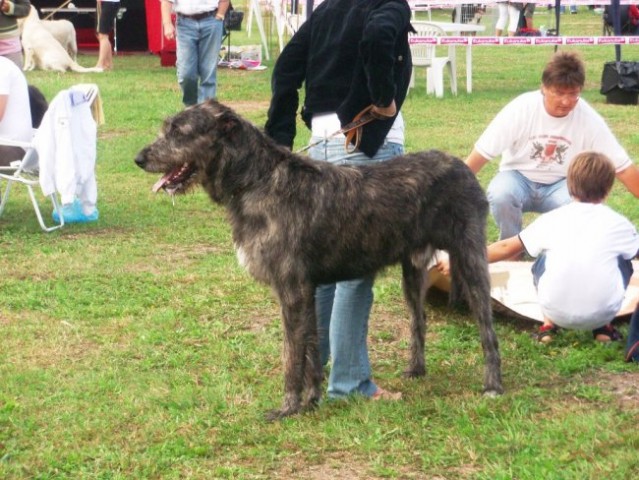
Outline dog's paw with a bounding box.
[403,367,426,379]
[482,389,503,398]
[265,407,300,422]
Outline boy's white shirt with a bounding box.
[520,201,639,329]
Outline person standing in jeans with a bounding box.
[161,0,229,106]
[265,0,413,401]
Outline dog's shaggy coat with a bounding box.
[135,100,503,419]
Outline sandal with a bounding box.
[371,387,402,401]
[592,324,623,343]
[536,324,559,343]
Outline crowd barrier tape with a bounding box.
[409,36,639,46]
[409,1,635,6]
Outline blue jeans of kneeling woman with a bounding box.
[308,137,404,399]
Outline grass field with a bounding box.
[2,6,639,479]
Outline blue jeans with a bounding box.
[175,15,224,106]
[487,170,571,240]
[309,137,403,398]
[532,252,633,292]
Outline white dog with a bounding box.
[20,6,100,73]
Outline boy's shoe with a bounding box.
[52,198,99,224]
[592,324,622,343]
[536,324,559,344]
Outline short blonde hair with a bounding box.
[567,151,616,203]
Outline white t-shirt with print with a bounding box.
[519,202,639,329]
[0,56,31,143]
[475,91,632,184]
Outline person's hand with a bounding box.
[163,21,175,41]
[1,0,9,14]
[371,100,397,119]
[435,258,451,277]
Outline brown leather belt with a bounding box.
[296,105,382,154]
[178,9,218,21]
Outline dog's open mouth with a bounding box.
[152,162,196,194]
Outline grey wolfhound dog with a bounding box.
[135,100,503,420]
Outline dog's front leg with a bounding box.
[302,296,323,411]
[266,286,320,421]
[23,49,35,71]
[401,260,429,378]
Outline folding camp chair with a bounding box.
[0,83,102,232]
[0,136,65,232]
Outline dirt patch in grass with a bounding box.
[227,100,270,116]
[594,371,639,409]
[273,452,480,479]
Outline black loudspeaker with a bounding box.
[600,61,639,105]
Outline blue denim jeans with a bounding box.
[532,253,633,291]
[175,15,224,106]
[308,137,404,398]
[487,170,571,240]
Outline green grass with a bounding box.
[2,7,639,479]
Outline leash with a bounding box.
[295,105,381,155]
[43,0,74,20]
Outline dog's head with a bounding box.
[135,100,243,196]
[17,6,39,32]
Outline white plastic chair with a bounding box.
[0,137,64,232]
[409,21,458,98]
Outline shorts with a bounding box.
[96,1,120,34]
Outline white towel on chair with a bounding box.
[34,87,97,209]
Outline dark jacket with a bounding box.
[265,0,413,158]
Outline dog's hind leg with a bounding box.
[449,239,503,396]
[267,284,321,420]
[401,257,430,378]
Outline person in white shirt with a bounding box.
[161,0,229,106]
[450,152,639,344]
[0,55,31,166]
[466,51,639,240]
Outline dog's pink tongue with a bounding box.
[152,173,172,193]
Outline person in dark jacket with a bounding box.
[0,0,31,68]
[265,0,413,401]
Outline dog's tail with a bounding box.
[69,63,104,73]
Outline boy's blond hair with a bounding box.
[567,151,616,203]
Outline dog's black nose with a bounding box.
[134,152,147,169]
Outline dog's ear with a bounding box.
[214,110,243,139]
